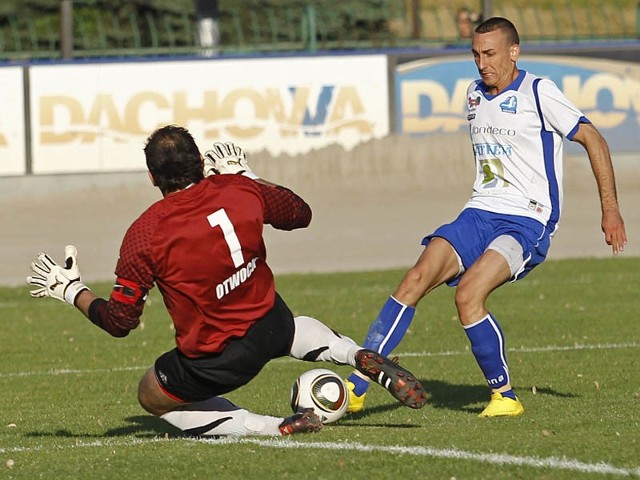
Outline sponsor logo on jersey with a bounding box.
[500,95,518,114]
[473,142,513,156]
[528,200,544,213]
[472,125,516,136]
[215,257,259,300]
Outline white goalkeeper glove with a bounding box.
[26,245,89,305]
[203,142,258,179]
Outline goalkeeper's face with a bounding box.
[472,29,519,94]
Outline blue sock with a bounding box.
[500,389,517,400]
[348,296,415,396]
[464,313,511,391]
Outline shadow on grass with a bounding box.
[344,379,579,419]
[26,416,180,439]
[424,379,578,414]
[104,416,182,436]
[341,402,422,427]
[25,383,578,438]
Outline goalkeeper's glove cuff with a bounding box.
[241,170,259,180]
[65,281,89,306]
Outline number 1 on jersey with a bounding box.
[207,209,244,268]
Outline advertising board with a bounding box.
[395,55,640,154]
[0,67,26,176]
[29,55,389,173]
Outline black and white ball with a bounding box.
[290,368,349,423]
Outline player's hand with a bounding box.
[602,208,627,255]
[26,245,89,305]
[203,142,258,179]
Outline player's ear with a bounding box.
[148,171,156,186]
[510,44,520,60]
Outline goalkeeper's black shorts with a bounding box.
[154,292,295,402]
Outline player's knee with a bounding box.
[454,287,469,314]
[454,285,482,323]
[396,267,428,302]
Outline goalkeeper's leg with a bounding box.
[160,397,322,436]
[139,368,322,436]
[289,315,361,365]
[290,315,426,409]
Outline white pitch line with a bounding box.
[1,436,638,477]
[229,438,640,477]
[399,341,640,358]
[0,341,638,379]
[0,365,147,379]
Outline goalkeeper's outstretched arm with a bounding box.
[27,245,144,338]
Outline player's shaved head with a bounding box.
[475,17,520,45]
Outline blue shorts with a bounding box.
[423,208,552,286]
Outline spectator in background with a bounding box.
[195,0,219,56]
[457,7,480,39]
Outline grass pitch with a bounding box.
[1,257,639,479]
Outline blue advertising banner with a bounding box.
[395,55,640,153]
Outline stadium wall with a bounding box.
[1,46,639,285]
[1,45,639,176]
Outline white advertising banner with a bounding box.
[0,67,26,176]
[29,56,389,174]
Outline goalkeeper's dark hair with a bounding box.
[144,125,204,195]
[475,17,520,45]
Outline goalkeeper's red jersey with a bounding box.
[93,175,311,358]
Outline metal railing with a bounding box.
[1,0,638,62]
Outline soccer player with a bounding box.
[345,17,627,416]
[26,125,426,437]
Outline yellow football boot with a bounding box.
[479,392,525,417]
[345,379,367,413]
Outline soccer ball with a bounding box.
[290,368,349,424]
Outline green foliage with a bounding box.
[1,258,639,478]
[1,0,638,60]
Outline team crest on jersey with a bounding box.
[468,95,481,109]
[467,95,481,120]
[500,96,518,114]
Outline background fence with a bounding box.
[1,0,639,62]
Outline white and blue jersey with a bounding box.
[464,70,589,233]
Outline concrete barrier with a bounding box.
[3,133,638,287]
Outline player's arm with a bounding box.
[572,122,627,255]
[27,245,148,337]
[77,278,147,337]
[254,180,312,230]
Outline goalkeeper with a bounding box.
[27,125,426,437]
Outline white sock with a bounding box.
[160,397,284,437]
[290,315,361,366]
